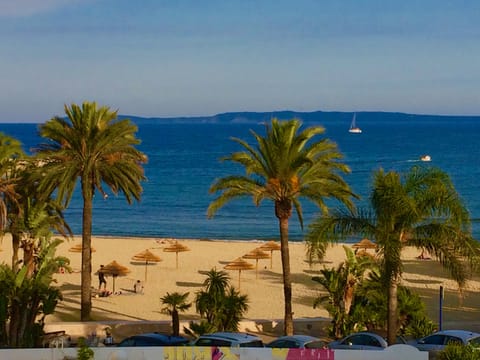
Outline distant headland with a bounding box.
[120,110,480,125]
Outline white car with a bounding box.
[413,329,480,354]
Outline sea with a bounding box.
[1,116,479,242]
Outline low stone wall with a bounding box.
[43,317,332,344]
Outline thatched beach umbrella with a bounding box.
[100,260,130,293]
[352,238,377,258]
[224,258,255,289]
[259,241,281,269]
[352,238,377,251]
[242,248,270,279]
[163,241,190,269]
[355,249,375,259]
[131,249,162,282]
[68,243,96,253]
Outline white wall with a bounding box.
[0,344,428,360]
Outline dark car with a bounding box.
[328,332,389,350]
[191,332,264,348]
[266,335,327,349]
[117,332,190,347]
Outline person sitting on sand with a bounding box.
[134,280,144,294]
[417,250,431,260]
[97,290,112,298]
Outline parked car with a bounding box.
[413,329,480,354]
[328,332,389,350]
[266,335,327,349]
[191,332,264,348]
[117,332,190,347]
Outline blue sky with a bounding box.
[1,0,479,122]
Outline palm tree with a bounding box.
[0,132,23,162]
[194,268,230,325]
[0,133,25,268]
[306,166,480,344]
[354,268,434,336]
[220,287,249,331]
[207,118,356,335]
[16,197,71,278]
[160,292,191,336]
[35,101,147,320]
[312,246,373,338]
[193,268,249,332]
[8,164,71,272]
[0,236,65,347]
[0,132,23,233]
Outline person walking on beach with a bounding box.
[98,265,107,291]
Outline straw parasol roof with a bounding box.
[352,238,377,250]
[355,249,376,259]
[224,258,255,289]
[99,260,130,292]
[242,248,270,279]
[163,241,190,269]
[68,243,96,253]
[259,241,282,269]
[131,249,162,282]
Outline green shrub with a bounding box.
[76,337,94,360]
[438,343,480,360]
[403,316,437,339]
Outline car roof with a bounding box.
[134,332,185,339]
[345,332,383,338]
[132,333,188,341]
[339,332,388,345]
[117,332,190,347]
[273,335,321,342]
[198,332,261,342]
[429,330,480,340]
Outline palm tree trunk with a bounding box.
[279,216,293,335]
[11,232,20,271]
[172,309,179,336]
[387,276,399,345]
[22,241,35,279]
[80,178,93,321]
[8,302,20,347]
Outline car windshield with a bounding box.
[422,335,445,345]
[268,340,298,348]
[239,340,264,348]
[445,336,463,346]
[195,338,231,347]
[468,336,480,346]
[344,334,381,347]
[305,341,326,349]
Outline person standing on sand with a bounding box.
[98,265,107,291]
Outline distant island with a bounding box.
[120,110,480,125]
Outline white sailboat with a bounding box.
[349,113,362,133]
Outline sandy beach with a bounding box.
[1,235,479,337]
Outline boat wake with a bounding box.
[406,155,431,163]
